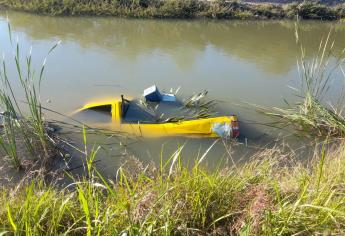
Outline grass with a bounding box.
[1,139,345,235]
[0,22,66,171]
[0,0,345,20]
[254,26,345,138]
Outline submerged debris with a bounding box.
[136,88,218,123]
[184,90,209,108]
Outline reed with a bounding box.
[254,27,345,138]
[0,111,20,168]
[0,22,60,168]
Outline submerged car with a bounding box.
[78,96,239,138]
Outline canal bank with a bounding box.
[1,0,345,20]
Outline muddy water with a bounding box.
[1,11,345,175]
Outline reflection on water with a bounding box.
[7,12,345,74]
[1,11,345,173]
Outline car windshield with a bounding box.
[121,100,157,123]
[121,98,187,124]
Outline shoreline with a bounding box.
[0,1,344,20]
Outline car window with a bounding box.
[121,101,156,123]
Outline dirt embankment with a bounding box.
[1,0,345,20]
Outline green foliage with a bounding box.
[255,27,345,138]
[0,22,60,168]
[1,142,345,234]
[1,0,344,20]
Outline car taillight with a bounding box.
[231,120,240,138]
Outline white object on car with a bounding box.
[212,122,232,138]
[143,85,176,102]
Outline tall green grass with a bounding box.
[0,22,60,168]
[0,110,20,168]
[255,27,345,138]
[1,138,345,235]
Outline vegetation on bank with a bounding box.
[1,0,345,20]
[0,26,64,173]
[0,141,344,235]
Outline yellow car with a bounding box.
[78,97,239,138]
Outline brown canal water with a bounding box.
[1,11,345,176]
